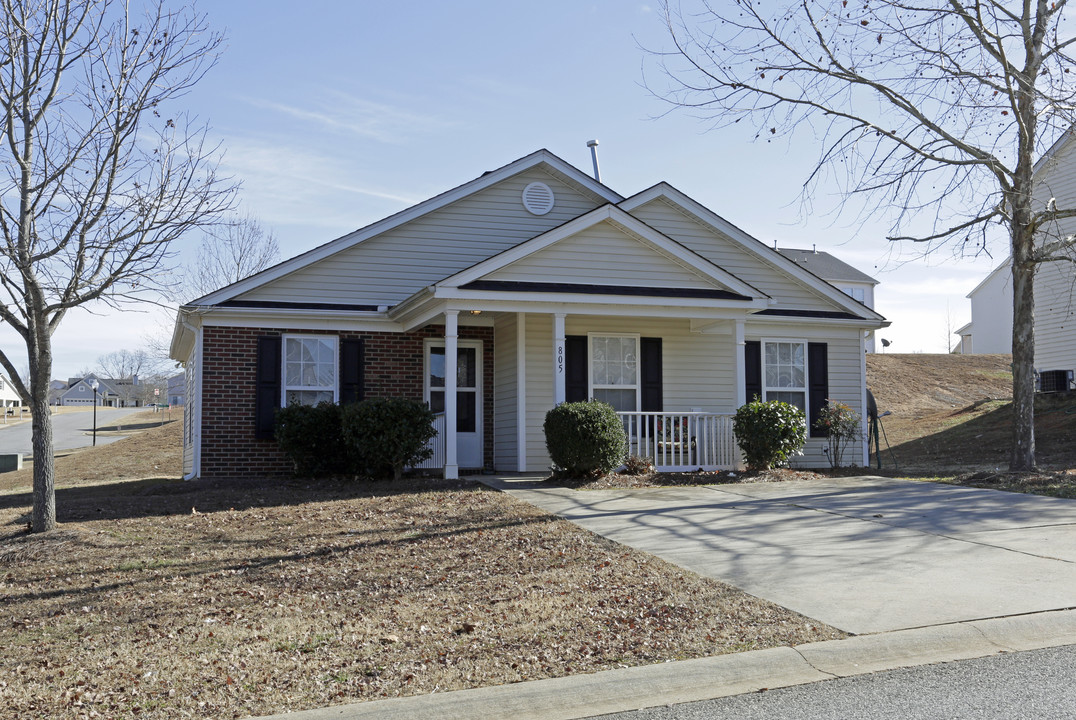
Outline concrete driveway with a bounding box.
[490,476,1076,635]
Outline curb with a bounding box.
[251,609,1076,720]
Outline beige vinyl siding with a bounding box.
[522,315,738,472]
[1034,261,1076,372]
[746,323,866,468]
[493,312,519,471]
[631,198,840,312]
[484,221,725,290]
[237,169,604,306]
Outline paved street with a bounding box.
[0,406,147,455]
[591,644,1076,720]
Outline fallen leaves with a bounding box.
[1,475,842,718]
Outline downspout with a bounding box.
[182,318,202,481]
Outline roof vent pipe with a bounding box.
[813,243,817,253]
[586,139,601,183]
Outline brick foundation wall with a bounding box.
[199,324,495,479]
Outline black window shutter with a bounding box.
[807,342,829,437]
[339,338,364,405]
[744,341,761,404]
[565,335,588,403]
[640,337,662,412]
[255,335,282,440]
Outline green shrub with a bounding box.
[544,400,626,478]
[732,397,807,470]
[815,400,862,468]
[342,397,437,480]
[274,402,352,478]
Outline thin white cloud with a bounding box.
[219,139,422,231]
[244,91,451,145]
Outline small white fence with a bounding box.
[618,411,739,471]
[411,413,446,471]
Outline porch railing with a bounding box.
[618,411,739,471]
[411,412,446,471]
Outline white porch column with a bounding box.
[734,319,746,408]
[861,330,869,468]
[444,311,459,480]
[553,313,566,405]
[516,312,527,472]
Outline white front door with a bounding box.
[425,340,483,469]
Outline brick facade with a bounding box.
[197,324,495,479]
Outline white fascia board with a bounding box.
[966,256,1012,298]
[440,204,764,299]
[435,286,771,310]
[748,313,891,330]
[186,306,402,333]
[170,308,195,361]
[955,322,973,335]
[620,184,887,322]
[396,297,770,333]
[191,151,623,308]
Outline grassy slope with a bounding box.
[866,353,1076,474]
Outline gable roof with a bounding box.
[188,149,623,308]
[438,203,765,300]
[777,248,878,285]
[619,184,886,322]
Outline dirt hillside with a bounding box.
[866,353,1076,472]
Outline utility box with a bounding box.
[1038,369,1074,393]
[0,453,23,472]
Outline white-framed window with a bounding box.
[588,334,639,412]
[282,335,338,406]
[763,339,807,412]
[840,286,866,303]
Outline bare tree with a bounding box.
[183,214,279,301]
[96,348,164,405]
[651,0,1076,471]
[0,0,234,532]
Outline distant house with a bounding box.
[958,129,1076,386]
[48,380,67,405]
[171,149,888,480]
[0,373,22,408]
[777,247,881,352]
[59,374,143,407]
[167,372,185,406]
[955,259,1014,355]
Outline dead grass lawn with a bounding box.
[0,422,842,719]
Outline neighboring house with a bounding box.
[59,374,142,407]
[955,258,1014,355]
[0,373,22,408]
[777,247,880,352]
[171,149,889,480]
[958,129,1076,384]
[48,380,67,406]
[167,372,185,406]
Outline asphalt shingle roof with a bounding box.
[777,248,878,285]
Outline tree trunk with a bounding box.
[29,331,56,533]
[1009,233,1037,472]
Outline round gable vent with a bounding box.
[522,182,555,215]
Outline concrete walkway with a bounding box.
[256,475,1076,720]
[490,476,1076,635]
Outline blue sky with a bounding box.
[2,1,1006,381]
